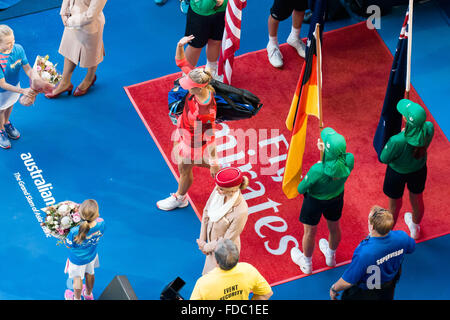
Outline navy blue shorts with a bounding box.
[270,0,309,21]
[299,192,344,226]
[185,6,225,48]
[383,165,427,199]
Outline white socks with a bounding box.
[268,35,279,47]
[205,60,218,74]
[304,255,312,264]
[288,26,301,40]
[176,193,186,200]
[405,212,420,239]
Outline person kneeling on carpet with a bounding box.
[64,199,106,300]
[291,127,354,274]
[0,25,35,149]
[329,205,415,300]
[190,239,273,300]
[197,167,249,275]
[380,99,434,240]
[157,35,221,211]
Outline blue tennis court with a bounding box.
[0,0,449,300]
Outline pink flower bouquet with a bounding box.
[20,55,62,106]
[41,200,81,243]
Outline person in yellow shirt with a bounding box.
[190,239,273,300]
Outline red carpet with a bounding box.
[125,22,450,286]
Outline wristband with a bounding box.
[331,285,339,294]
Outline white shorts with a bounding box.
[0,83,20,111]
[64,254,100,279]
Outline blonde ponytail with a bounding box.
[74,199,99,244]
[74,221,91,245]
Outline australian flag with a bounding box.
[306,0,327,54]
[373,10,409,161]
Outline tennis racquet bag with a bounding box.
[168,78,263,124]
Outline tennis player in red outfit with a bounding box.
[157,35,221,211]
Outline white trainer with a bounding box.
[404,212,420,240]
[156,193,189,211]
[267,42,284,68]
[290,247,312,274]
[319,238,336,267]
[287,36,306,58]
[211,69,224,82]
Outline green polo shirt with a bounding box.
[297,154,355,201]
[380,122,434,174]
[190,0,228,16]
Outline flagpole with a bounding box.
[405,0,413,99]
[316,23,324,160]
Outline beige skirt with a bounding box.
[59,26,105,68]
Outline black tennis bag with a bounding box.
[168,78,263,124]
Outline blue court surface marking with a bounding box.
[0,0,448,300]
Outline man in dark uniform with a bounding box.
[329,206,415,300]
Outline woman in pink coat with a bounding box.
[47,0,107,98]
[196,167,250,275]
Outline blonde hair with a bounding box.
[188,68,215,93]
[0,25,13,42]
[240,176,249,190]
[74,199,99,244]
[369,205,394,236]
[218,176,250,193]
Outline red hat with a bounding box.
[215,167,243,188]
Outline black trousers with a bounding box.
[341,269,401,301]
[341,283,396,300]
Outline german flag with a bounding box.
[283,24,322,199]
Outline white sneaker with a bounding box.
[287,36,306,58]
[214,74,224,82]
[290,247,312,274]
[319,238,336,267]
[156,193,189,211]
[404,212,420,240]
[211,69,223,82]
[267,42,284,68]
[204,65,223,82]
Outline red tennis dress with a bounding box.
[174,58,217,163]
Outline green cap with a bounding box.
[397,99,428,147]
[397,99,426,127]
[320,127,351,178]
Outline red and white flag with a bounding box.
[218,0,247,84]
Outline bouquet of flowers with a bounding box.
[19,55,62,106]
[41,200,82,243]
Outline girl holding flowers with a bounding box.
[0,25,35,149]
[64,199,106,300]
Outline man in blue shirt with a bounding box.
[329,205,415,300]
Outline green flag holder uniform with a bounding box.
[381,99,434,200]
[297,127,355,226]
